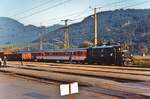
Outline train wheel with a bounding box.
[123,61,128,66]
[56,60,60,63]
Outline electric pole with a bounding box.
[93,8,98,46]
[62,19,71,49]
[39,32,43,50]
[38,23,44,50]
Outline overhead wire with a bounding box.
[61,0,144,24]
[18,0,73,20]
[121,0,150,9]
[11,0,150,48]
[68,0,150,42]
[17,0,143,26]
[37,0,129,25]
[15,0,150,32]
[95,0,136,9]
[69,0,138,24]
[32,8,90,25]
[12,0,56,17]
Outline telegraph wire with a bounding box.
[5,0,150,49]
[95,0,136,9]
[63,0,150,41]
[18,0,132,24]
[32,8,89,25]
[12,0,56,17]
[18,0,73,20]
[67,0,133,24]
[19,0,145,25]
[18,0,150,31]
[43,0,128,25]
[102,0,150,10]
[121,0,150,9]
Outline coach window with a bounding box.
[81,51,83,55]
[92,50,94,56]
[76,52,78,55]
[57,52,59,56]
[80,51,81,55]
[65,52,68,55]
[98,49,100,53]
[59,52,61,56]
[78,52,80,55]
[77,52,79,55]
[81,52,83,55]
[67,52,69,55]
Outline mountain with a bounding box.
[43,9,150,54]
[0,17,63,46]
[0,9,150,54]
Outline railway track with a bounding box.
[1,67,147,98]
[1,61,150,98]
[21,61,150,70]
[8,61,150,76]
[9,61,150,71]
[7,61,150,82]
[48,63,150,71]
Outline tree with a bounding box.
[55,42,64,49]
[91,39,103,46]
[79,41,93,48]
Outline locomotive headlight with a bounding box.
[122,54,124,56]
[110,53,113,56]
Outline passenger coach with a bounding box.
[35,48,87,63]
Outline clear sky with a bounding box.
[0,0,150,26]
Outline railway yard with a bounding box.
[0,61,150,99]
[1,0,150,99]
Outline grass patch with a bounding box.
[132,55,150,66]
